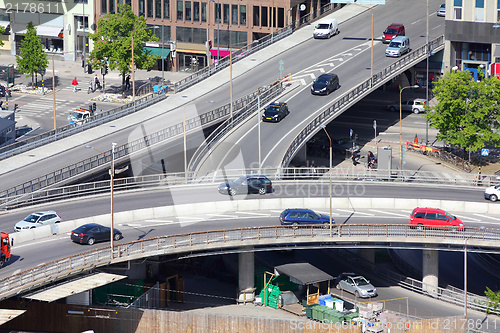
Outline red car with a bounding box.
[383,23,405,44]
[409,207,464,230]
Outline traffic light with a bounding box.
[101,66,108,75]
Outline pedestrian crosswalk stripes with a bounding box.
[16,99,75,117]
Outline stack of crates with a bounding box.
[261,284,281,308]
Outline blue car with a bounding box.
[279,208,334,226]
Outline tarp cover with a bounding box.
[275,263,333,285]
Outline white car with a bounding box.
[387,98,426,114]
[14,211,62,231]
[437,4,445,17]
[484,185,500,202]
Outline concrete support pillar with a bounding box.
[238,247,255,303]
[422,247,439,296]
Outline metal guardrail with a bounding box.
[188,82,285,173]
[1,224,498,305]
[281,36,445,168]
[0,93,167,160]
[1,166,498,210]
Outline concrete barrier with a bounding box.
[11,197,500,246]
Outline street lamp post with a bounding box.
[399,85,419,172]
[464,226,485,319]
[321,125,333,236]
[85,143,118,256]
[257,87,262,171]
[425,0,429,145]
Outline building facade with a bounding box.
[444,0,500,79]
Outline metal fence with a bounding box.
[187,82,285,173]
[0,224,499,309]
[128,282,160,309]
[281,35,445,168]
[2,166,498,210]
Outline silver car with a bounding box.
[14,211,62,232]
[387,98,426,114]
[336,273,377,298]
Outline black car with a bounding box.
[280,208,333,226]
[71,223,122,245]
[218,175,273,196]
[262,102,289,123]
[311,73,339,95]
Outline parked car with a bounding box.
[313,18,339,39]
[484,185,500,201]
[218,175,273,196]
[387,98,426,114]
[311,73,339,95]
[335,273,377,298]
[71,223,122,245]
[14,211,62,232]
[15,125,34,139]
[437,4,445,17]
[408,207,464,230]
[262,102,289,123]
[280,208,333,226]
[382,23,405,44]
[385,36,410,57]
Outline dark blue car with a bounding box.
[279,208,334,226]
[218,176,273,196]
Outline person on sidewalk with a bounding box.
[125,74,131,90]
[94,74,101,91]
[351,150,359,166]
[72,77,78,92]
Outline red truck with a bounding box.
[0,232,11,268]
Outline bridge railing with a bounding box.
[0,224,498,312]
[1,166,497,210]
[281,35,445,168]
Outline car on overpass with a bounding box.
[71,223,122,245]
[14,211,62,232]
[311,73,339,95]
[262,102,289,123]
[408,207,464,230]
[279,208,333,226]
[218,176,273,196]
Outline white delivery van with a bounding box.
[313,18,339,39]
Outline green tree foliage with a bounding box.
[484,286,500,313]
[0,26,5,48]
[88,4,159,93]
[425,70,500,157]
[15,22,49,88]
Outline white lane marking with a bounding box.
[336,209,373,216]
[143,219,174,223]
[206,214,240,218]
[473,214,500,222]
[453,214,481,222]
[369,209,409,217]
[237,211,272,216]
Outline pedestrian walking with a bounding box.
[351,150,359,166]
[125,74,131,90]
[94,74,101,91]
[72,77,78,92]
[88,80,94,94]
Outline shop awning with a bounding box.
[0,21,10,29]
[15,24,62,37]
[144,46,170,59]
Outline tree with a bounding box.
[15,22,49,89]
[88,4,159,95]
[485,287,500,313]
[425,70,500,158]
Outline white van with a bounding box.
[385,36,410,57]
[313,18,339,39]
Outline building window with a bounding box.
[454,0,462,19]
[253,6,259,26]
[277,7,284,28]
[139,0,145,16]
[155,0,161,18]
[101,0,107,14]
[240,5,246,26]
[498,0,500,21]
[193,2,199,21]
[475,0,484,21]
[76,16,89,30]
[185,1,191,21]
[177,0,183,20]
[261,6,268,27]
[223,4,229,24]
[164,0,170,19]
[109,0,115,13]
[177,26,206,44]
[125,0,131,6]
[147,0,153,17]
[201,2,207,22]
[215,3,221,23]
[231,4,238,25]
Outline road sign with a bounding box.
[481,149,489,156]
